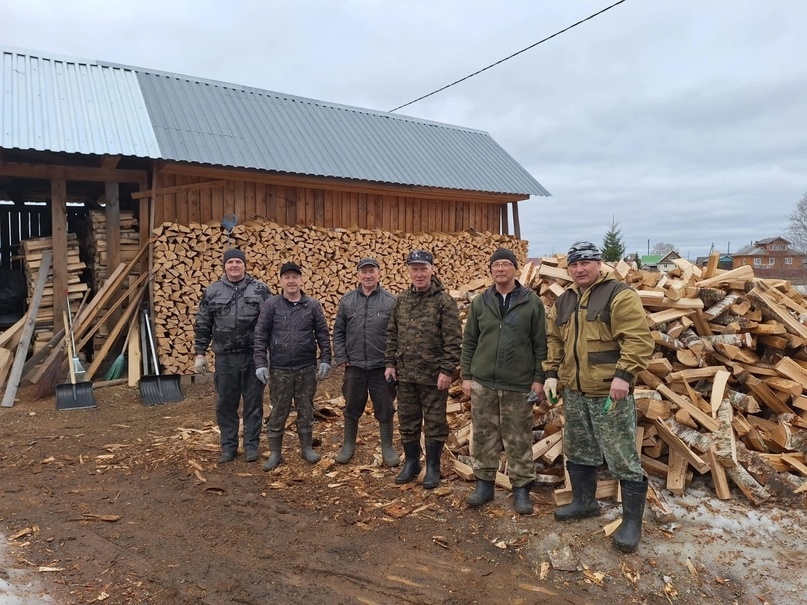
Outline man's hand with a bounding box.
[610,376,630,401]
[194,355,208,374]
[385,368,397,383]
[255,367,269,385]
[530,381,544,403]
[437,372,452,391]
[544,378,558,404]
[318,363,331,380]
[462,379,472,398]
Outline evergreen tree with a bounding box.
[601,217,626,262]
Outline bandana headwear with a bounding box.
[566,241,602,264]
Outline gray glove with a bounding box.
[317,362,331,380]
[194,355,208,374]
[255,367,269,385]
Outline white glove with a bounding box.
[318,363,331,380]
[255,367,269,384]
[544,378,559,404]
[194,355,208,374]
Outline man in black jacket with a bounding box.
[333,258,398,466]
[253,262,332,471]
[194,249,270,464]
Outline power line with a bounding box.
[388,0,629,113]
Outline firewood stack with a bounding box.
[150,218,527,374]
[448,253,807,508]
[18,234,88,353]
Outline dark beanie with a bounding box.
[489,248,518,269]
[223,249,247,265]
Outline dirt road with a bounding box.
[1,376,804,604]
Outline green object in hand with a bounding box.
[548,391,559,405]
[602,396,613,413]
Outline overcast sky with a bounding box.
[3,0,806,259]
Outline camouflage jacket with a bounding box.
[333,284,396,369]
[461,282,547,392]
[384,276,462,384]
[253,293,332,371]
[194,275,270,356]
[543,273,654,396]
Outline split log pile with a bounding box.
[448,253,807,509]
[150,218,526,374]
[17,235,88,354]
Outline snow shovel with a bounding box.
[55,311,96,411]
[138,307,183,406]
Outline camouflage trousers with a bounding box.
[266,366,317,438]
[562,387,643,482]
[397,381,449,445]
[470,381,535,488]
[214,352,264,454]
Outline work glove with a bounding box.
[194,355,208,374]
[544,378,559,405]
[317,362,331,380]
[255,367,269,385]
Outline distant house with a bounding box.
[732,237,807,274]
[695,254,733,270]
[640,251,681,272]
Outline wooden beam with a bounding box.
[130,179,227,200]
[101,155,121,170]
[0,162,147,183]
[511,201,521,239]
[51,179,68,324]
[500,204,509,236]
[105,181,122,285]
[160,162,530,205]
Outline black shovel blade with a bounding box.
[139,375,184,406]
[56,382,97,411]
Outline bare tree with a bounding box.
[786,192,807,251]
[651,242,675,255]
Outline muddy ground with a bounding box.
[1,370,805,605]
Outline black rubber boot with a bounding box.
[244,448,259,463]
[422,441,443,489]
[262,435,284,471]
[334,418,359,464]
[394,441,422,484]
[218,451,236,464]
[554,461,601,521]
[465,479,495,507]
[299,431,321,464]
[379,421,400,467]
[512,483,534,515]
[613,477,648,553]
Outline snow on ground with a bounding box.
[0,537,58,605]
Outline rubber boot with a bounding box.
[613,477,648,553]
[465,479,495,507]
[512,483,534,515]
[554,461,601,521]
[299,431,321,464]
[262,435,284,471]
[422,441,443,489]
[218,450,236,464]
[334,418,359,464]
[244,448,259,463]
[379,421,400,467]
[394,441,422,484]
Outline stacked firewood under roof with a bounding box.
[446,254,807,514]
[150,218,528,375]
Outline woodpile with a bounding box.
[150,218,527,374]
[448,252,807,510]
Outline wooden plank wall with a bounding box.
[0,204,53,270]
[154,174,503,234]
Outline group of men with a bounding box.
[193,240,654,553]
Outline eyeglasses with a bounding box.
[491,261,514,269]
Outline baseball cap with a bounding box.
[357,257,380,269]
[279,262,302,276]
[406,250,433,265]
[566,241,602,264]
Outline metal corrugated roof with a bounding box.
[0,47,161,158]
[1,46,548,197]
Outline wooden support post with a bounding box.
[106,181,122,327]
[51,179,68,323]
[511,201,521,240]
[500,204,509,236]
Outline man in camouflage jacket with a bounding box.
[543,241,654,554]
[194,249,270,464]
[384,250,462,489]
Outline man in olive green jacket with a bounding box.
[461,248,547,515]
[543,241,654,554]
[384,250,462,490]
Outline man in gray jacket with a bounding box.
[333,258,398,466]
[194,249,270,464]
